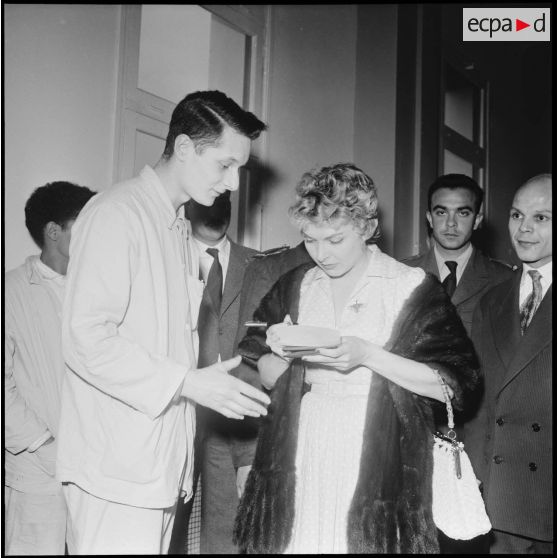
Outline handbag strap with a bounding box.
[434,370,456,436]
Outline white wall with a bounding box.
[261,5,358,249]
[4,4,400,262]
[4,5,121,271]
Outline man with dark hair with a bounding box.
[172,192,259,554]
[404,174,515,553]
[466,174,552,554]
[5,181,95,555]
[403,173,513,335]
[56,90,270,554]
[162,90,265,160]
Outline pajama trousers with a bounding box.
[4,485,67,556]
[63,482,176,555]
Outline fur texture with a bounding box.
[234,267,479,554]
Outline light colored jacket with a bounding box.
[56,166,203,508]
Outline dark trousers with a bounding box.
[168,435,202,555]
[200,436,241,554]
[168,492,196,554]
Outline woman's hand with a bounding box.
[265,316,295,360]
[307,338,450,402]
[303,336,375,372]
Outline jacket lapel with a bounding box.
[491,276,521,370]
[423,248,439,278]
[498,284,552,395]
[220,241,247,317]
[452,248,489,306]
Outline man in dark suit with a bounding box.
[170,192,259,554]
[403,174,513,335]
[466,174,552,554]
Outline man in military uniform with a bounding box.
[403,174,513,336]
[403,174,515,553]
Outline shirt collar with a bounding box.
[25,255,64,285]
[139,165,181,229]
[193,234,229,255]
[433,242,473,276]
[521,260,553,284]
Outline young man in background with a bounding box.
[5,181,95,555]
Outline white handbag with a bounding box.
[432,372,492,540]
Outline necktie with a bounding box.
[442,260,458,298]
[197,248,223,367]
[520,270,543,335]
[205,248,223,312]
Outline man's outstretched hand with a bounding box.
[181,355,270,419]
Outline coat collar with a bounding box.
[139,165,183,229]
[220,240,253,316]
[422,246,499,306]
[498,283,553,395]
[491,276,522,371]
[421,247,439,276]
[451,248,492,306]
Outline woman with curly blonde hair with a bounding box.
[235,163,479,554]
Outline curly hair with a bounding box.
[162,90,267,159]
[25,181,96,248]
[289,162,380,243]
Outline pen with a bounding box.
[244,321,268,327]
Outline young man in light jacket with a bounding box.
[56,91,270,554]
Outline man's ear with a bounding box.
[425,210,433,229]
[45,221,61,242]
[173,134,195,161]
[473,212,484,230]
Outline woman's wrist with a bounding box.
[363,340,381,368]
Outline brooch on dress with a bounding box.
[349,300,365,313]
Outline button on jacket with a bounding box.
[465,273,553,542]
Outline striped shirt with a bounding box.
[5,256,66,494]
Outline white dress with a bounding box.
[284,245,424,554]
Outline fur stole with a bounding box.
[234,266,479,554]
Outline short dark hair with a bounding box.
[25,181,96,248]
[427,174,484,214]
[162,90,267,159]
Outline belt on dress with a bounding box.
[310,381,370,397]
